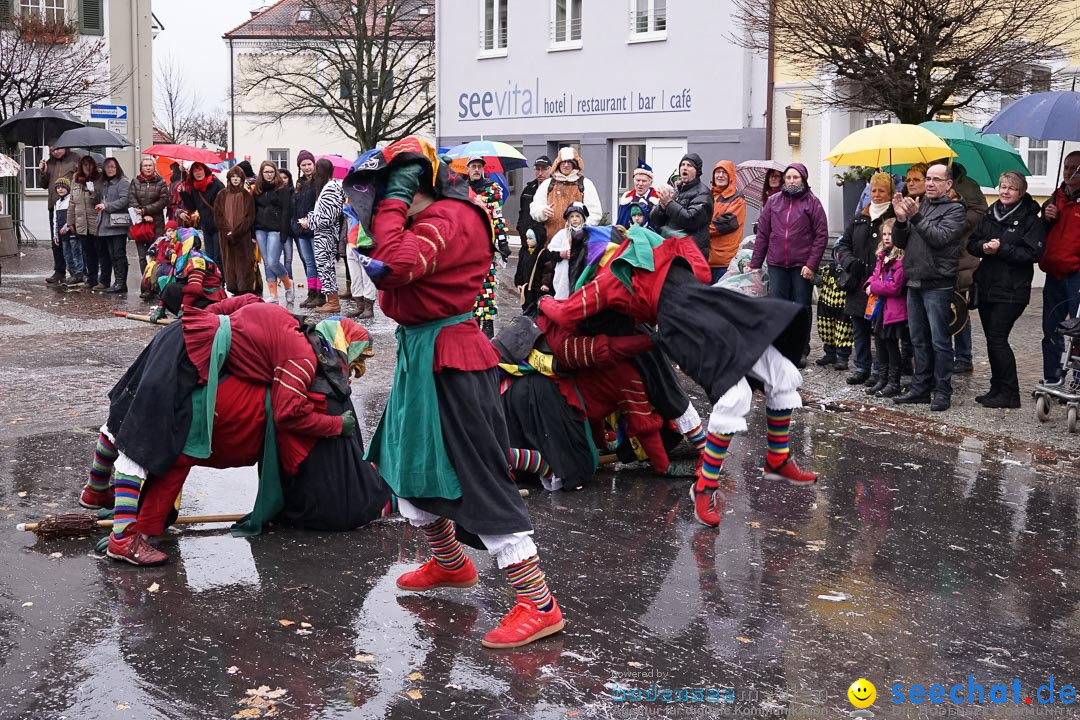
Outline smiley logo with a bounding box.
[848,678,876,708]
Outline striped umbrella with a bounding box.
[736,160,787,210]
[443,140,527,174]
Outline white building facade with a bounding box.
[436,0,768,225]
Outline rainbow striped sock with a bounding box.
[111,471,144,539]
[697,432,733,492]
[685,424,707,452]
[509,448,552,478]
[766,407,793,468]
[422,517,467,571]
[87,433,117,492]
[506,555,553,611]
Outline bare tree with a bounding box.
[0,14,124,123]
[733,0,1080,123]
[188,112,228,148]
[237,0,435,148]
[154,55,196,143]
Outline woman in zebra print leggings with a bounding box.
[302,158,345,313]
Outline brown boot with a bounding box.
[350,297,375,320]
[316,292,341,313]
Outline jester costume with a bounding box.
[145,228,228,321]
[540,225,817,528]
[347,137,564,649]
[78,297,377,565]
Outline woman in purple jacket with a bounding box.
[750,163,829,365]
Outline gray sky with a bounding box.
[152,0,266,112]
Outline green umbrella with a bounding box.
[918,121,1029,188]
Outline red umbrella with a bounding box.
[144,144,224,166]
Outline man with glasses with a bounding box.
[1040,151,1080,385]
[890,164,967,411]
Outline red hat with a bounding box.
[165,220,179,232]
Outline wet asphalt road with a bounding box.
[2,248,1080,719]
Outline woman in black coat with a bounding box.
[835,172,895,391]
[967,171,1046,408]
[177,162,225,265]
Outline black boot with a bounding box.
[846,369,870,385]
[45,270,64,284]
[481,319,494,339]
[876,367,902,397]
[866,374,889,395]
[863,371,880,388]
[815,352,837,367]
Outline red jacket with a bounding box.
[1041,187,1080,279]
[370,197,500,371]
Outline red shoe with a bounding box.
[79,485,114,510]
[764,457,818,486]
[106,532,168,566]
[689,483,724,527]
[396,557,479,591]
[482,598,565,649]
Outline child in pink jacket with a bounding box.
[866,218,909,397]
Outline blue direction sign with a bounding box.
[90,103,127,120]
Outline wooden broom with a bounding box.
[17,512,246,539]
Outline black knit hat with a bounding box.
[680,153,703,178]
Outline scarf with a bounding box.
[138,171,157,182]
[782,183,806,197]
[190,173,212,192]
[868,201,891,221]
[554,168,581,183]
[259,179,277,194]
[992,200,1023,224]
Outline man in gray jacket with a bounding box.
[653,152,713,262]
[891,163,968,411]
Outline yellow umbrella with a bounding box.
[826,123,957,167]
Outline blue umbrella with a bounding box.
[981,91,1080,141]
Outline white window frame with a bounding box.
[628,0,666,43]
[19,0,65,23]
[22,146,45,194]
[267,149,289,170]
[549,0,582,52]
[612,140,646,212]
[478,0,508,59]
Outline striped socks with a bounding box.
[509,448,552,479]
[87,433,117,492]
[685,424,707,452]
[111,471,144,539]
[506,555,553,611]
[765,407,793,468]
[422,517,467,571]
[697,432,733,492]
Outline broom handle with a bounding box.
[113,310,174,325]
[17,512,248,532]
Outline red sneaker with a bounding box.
[106,532,168,566]
[764,457,818,486]
[396,557,479,591]
[482,598,565,649]
[689,483,724,527]
[79,485,114,510]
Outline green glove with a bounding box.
[383,163,425,204]
[94,535,109,554]
[148,305,167,324]
[340,410,357,437]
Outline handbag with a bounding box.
[864,292,882,321]
[108,212,132,228]
[129,221,155,243]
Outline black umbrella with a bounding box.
[0,107,84,146]
[53,126,130,149]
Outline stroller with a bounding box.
[1034,316,1080,432]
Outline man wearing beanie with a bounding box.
[653,152,713,263]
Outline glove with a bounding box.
[148,305,167,324]
[383,163,425,204]
[94,535,109,554]
[340,410,357,437]
[497,235,511,261]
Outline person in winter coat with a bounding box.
[52,178,83,284]
[530,146,602,241]
[707,160,745,281]
[178,162,225,266]
[514,228,551,312]
[252,160,295,304]
[653,153,714,262]
[302,158,345,313]
[750,163,828,364]
[544,202,590,299]
[128,157,170,280]
[890,163,968,411]
[95,158,132,294]
[866,218,909,398]
[761,169,783,207]
[40,145,81,284]
[213,166,257,295]
[934,160,988,374]
[70,156,102,289]
[616,161,660,231]
[517,155,551,245]
[835,172,896,389]
[1039,150,1080,385]
[278,167,296,282]
[967,172,1046,408]
[292,151,322,307]
[167,165,186,221]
